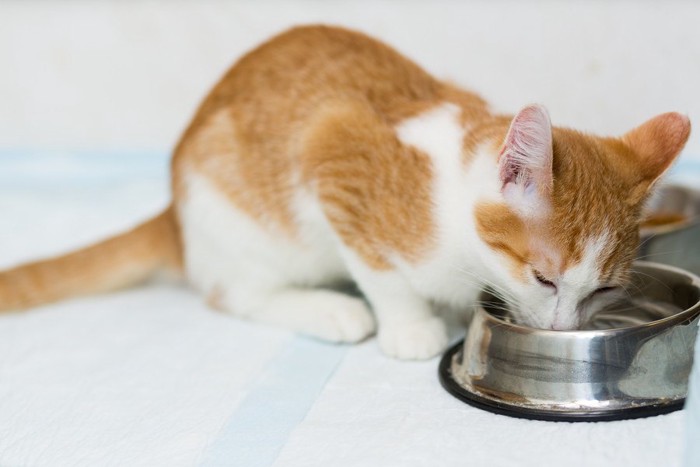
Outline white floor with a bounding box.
[0,151,692,467]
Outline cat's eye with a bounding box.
[593,286,616,295]
[532,269,556,289]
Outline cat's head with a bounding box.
[475,105,690,330]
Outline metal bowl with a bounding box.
[439,261,700,422]
[639,185,700,275]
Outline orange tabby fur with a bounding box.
[0,26,690,346]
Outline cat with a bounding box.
[0,25,690,359]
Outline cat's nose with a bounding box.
[550,313,580,330]
[550,321,567,331]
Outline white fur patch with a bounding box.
[551,233,610,329]
[562,234,608,290]
[395,103,464,163]
[392,103,501,308]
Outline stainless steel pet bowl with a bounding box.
[640,185,700,275]
[439,261,700,422]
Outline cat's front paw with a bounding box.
[378,317,448,360]
[303,295,377,344]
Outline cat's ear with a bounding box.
[498,104,554,218]
[622,112,691,203]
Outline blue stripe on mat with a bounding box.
[0,149,170,188]
[199,337,348,467]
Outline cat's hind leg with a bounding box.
[229,287,376,343]
[179,171,376,343]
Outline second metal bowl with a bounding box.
[640,185,700,275]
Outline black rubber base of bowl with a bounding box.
[439,340,685,423]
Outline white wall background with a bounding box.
[0,0,699,159]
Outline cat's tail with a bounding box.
[0,207,182,312]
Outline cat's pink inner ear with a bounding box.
[498,104,554,216]
[622,112,691,185]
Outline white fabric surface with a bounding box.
[0,151,695,467]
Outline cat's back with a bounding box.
[197,25,441,123]
[172,25,487,235]
[172,26,445,228]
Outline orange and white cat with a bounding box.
[0,26,691,359]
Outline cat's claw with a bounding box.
[378,317,448,360]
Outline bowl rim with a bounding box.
[475,260,700,337]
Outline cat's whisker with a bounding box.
[636,233,660,254]
[634,249,699,261]
[618,282,651,309]
[628,269,674,294]
[453,266,518,304]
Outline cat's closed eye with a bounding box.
[592,286,617,295]
[532,269,556,289]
